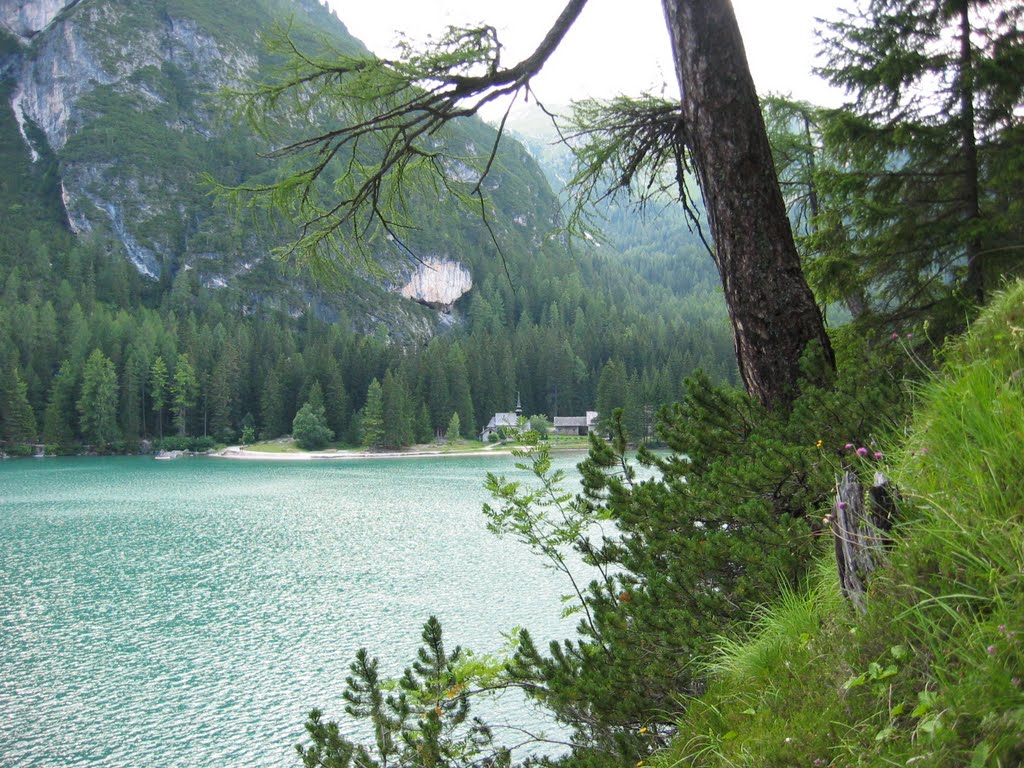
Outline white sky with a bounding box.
[324,0,847,114]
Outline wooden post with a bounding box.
[831,470,898,612]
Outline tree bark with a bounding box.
[661,0,834,409]
[832,470,898,613]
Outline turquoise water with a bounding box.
[0,454,587,767]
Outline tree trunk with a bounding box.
[957,0,983,305]
[661,0,834,409]
[832,470,898,613]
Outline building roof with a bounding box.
[484,412,519,430]
[553,416,589,427]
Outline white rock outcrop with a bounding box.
[399,258,472,311]
[0,0,77,40]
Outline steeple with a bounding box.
[515,392,523,417]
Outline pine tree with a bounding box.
[208,341,239,441]
[414,400,433,445]
[260,358,299,440]
[492,351,908,764]
[296,617,504,768]
[425,342,450,436]
[121,342,150,441]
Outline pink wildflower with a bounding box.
[844,442,855,450]
[987,645,998,655]
[856,447,869,457]
[873,451,884,459]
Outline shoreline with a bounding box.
[210,445,524,462]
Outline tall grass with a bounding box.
[653,282,1024,767]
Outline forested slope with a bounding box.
[0,0,735,453]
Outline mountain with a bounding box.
[0,0,736,451]
[0,0,566,340]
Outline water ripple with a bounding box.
[0,455,589,767]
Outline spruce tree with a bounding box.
[414,401,433,445]
[381,370,413,449]
[77,349,120,451]
[359,378,384,450]
[171,354,198,437]
[0,364,37,444]
[121,342,150,440]
[445,411,461,442]
[595,359,628,432]
[42,360,78,449]
[445,343,475,440]
[150,356,168,441]
[208,342,239,440]
[425,343,450,437]
[814,0,1024,318]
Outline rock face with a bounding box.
[0,0,78,40]
[4,0,265,279]
[399,258,473,311]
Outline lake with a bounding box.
[0,452,591,767]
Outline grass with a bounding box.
[653,282,1024,768]
[242,438,305,453]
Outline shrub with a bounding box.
[292,401,334,450]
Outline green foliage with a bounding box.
[381,370,414,448]
[527,413,551,438]
[0,363,37,444]
[292,382,334,450]
[484,337,907,766]
[484,434,606,631]
[77,349,120,451]
[807,0,1024,323]
[171,353,198,437]
[42,360,78,449]
[358,378,385,450]
[0,0,740,457]
[445,411,462,441]
[654,282,1024,768]
[150,356,168,440]
[562,95,697,242]
[157,435,216,453]
[296,616,510,768]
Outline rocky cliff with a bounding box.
[399,258,473,312]
[0,0,76,40]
